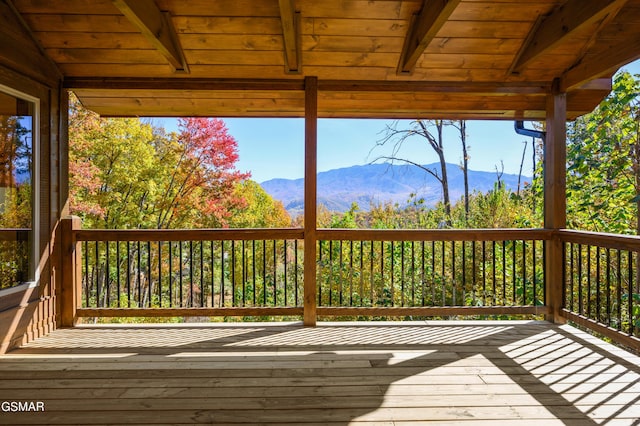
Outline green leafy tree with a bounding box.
[229,180,291,228]
[566,72,640,234]
[69,96,250,229]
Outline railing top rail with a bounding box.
[75,228,305,242]
[557,229,640,251]
[317,228,552,242]
[0,229,30,241]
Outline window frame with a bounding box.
[0,83,40,289]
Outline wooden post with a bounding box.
[60,216,82,327]
[303,76,318,326]
[544,81,567,324]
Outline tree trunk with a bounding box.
[459,121,469,221]
[436,121,451,220]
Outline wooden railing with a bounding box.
[317,229,549,317]
[60,219,552,322]
[559,230,640,350]
[57,219,640,350]
[74,228,304,319]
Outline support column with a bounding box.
[59,216,82,327]
[303,76,318,326]
[544,81,567,324]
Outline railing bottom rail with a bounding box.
[77,305,548,319]
[318,306,548,317]
[562,309,640,351]
[77,307,303,318]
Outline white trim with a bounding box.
[0,280,38,298]
[0,83,40,285]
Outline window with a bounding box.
[0,86,38,289]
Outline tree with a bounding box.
[372,119,456,223]
[69,95,250,229]
[151,117,249,228]
[229,180,291,228]
[566,72,640,234]
[454,120,469,221]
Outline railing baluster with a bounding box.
[627,250,633,336]
[462,241,466,306]
[95,241,101,307]
[200,241,205,307]
[502,240,506,302]
[629,250,635,337]
[84,240,89,307]
[349,240,354,307]
[370,241,374,306]
[105,241,110,307]
[617,249,622,331]
[587,244,592,318]
[522,240,527,305]
[532,240,536,306]
[606,248,611,327]
[284,240,288,306]
[232,240,238,306]
[451,241,456,306]
[391,241,395,306]
[472,240,476,306]
[262,240,267,307]
[242,240,246,307]
[272,239,277,307]
[158,241,162,307]
[295,239,299,306]
[578,244,583,315]
[117,241,121,307]
[359,241,364,307]
[482,240,486,306]
[441,241,445,306]
[596,246,601,322]
[411,241,415,306]
[253,240,257,306]
[492,241,496,306]
[339,240,344,306]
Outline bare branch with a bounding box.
[370,155,443,184]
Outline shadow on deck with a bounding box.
[1,321,639,425]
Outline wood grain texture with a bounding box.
[1,322,639,424]
[9,1,640,117]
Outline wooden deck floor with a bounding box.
[0,321,639,425]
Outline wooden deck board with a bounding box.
[0,321,639,425]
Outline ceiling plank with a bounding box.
[278,0,300,73]
[561,34,640,91]
[396,0,462,75]
[509,0,628,74]
[112,0,189,73]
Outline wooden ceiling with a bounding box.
[8,0,640,119]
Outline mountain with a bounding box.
[260,162,530,216]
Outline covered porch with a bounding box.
[2,321,640,424]
[0,0,640,423]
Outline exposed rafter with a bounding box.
[561,35,640,91]
[397,0,462,75]
[278,0,301,73]
[509,0,628,74]
[112,0,189,73]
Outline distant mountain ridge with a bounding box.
[260,162,529,216]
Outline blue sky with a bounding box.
[156,60,640,183]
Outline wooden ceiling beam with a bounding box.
[64,77,305,91]
[278,0,300,73]
[509,0,628,74]
[112,0,188,73]
[64,77,551,95]
[561,35,640,91]
[396,0,462,75]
